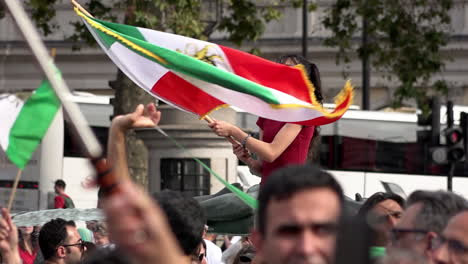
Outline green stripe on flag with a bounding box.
[84,15,281,105]
[91,19,147,49]
[6,79,60,169]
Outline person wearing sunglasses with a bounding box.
[38,218,85,264]
[389,190,468,263]
[432,211,468,264]
[192,240,208,264]
[233,244,256,264]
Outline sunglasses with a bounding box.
[432,235,468,255]
[390,228,428,243]
[61,239,86,250]
[239,255,252,263]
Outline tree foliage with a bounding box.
[322,0,453,112]
[16,0,311,47]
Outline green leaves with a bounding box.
[28,0,59,36]
[323,0,453,111]
[8,0,314,53]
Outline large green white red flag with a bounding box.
[76,8,353,126]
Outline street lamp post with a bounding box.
[201,0,222,36]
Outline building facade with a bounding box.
[1,1,468,194]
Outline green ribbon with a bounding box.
[154,127,258,209]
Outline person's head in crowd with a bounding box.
[89,222,110,247]
[153,190,206,263]
[357,192,405,247]
[252,164,344,264]
[54,180,66,194]
[233,244,256,264]
[195,240,208,264]
[39,218,85,264]
[391,190,468,262]
[77,227,94,243]
[432,210,468,264]
[18,225,39,251]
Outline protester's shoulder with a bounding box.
[204,239,222,253]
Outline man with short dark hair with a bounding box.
[153,190,206,262]
[39,218,85,264]
[54,180,75,209]
[252,164,344,264]
[390,190,468,263]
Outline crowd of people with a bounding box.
[1,54,468,264]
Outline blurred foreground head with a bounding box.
[253,164,344,264]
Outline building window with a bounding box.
[160,158,211,196]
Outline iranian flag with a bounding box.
[0,79,60,169]
[76,8,353,126]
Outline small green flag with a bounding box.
[0,78,60,169]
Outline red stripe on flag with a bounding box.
[151,72,224,116]
[219,46,314,104]
[295,91,353,126]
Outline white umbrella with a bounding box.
[12,208,104,227]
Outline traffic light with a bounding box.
[429,103,467,164]
[445,127,464,162]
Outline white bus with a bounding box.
[237,106,468,199]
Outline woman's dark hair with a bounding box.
[18,226,40,252]
[276,54,323,163]
[276,54,323,104]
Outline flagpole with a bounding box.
[71,0,94,17]
[7,169,22,211]
[6,48,59,212]
[3,0,102,159]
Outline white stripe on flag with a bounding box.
[174,73,325,122]
[0,95,24,150]
[138,28,234,73]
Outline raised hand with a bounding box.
[0,208,21,264]
[113,103,161,131]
